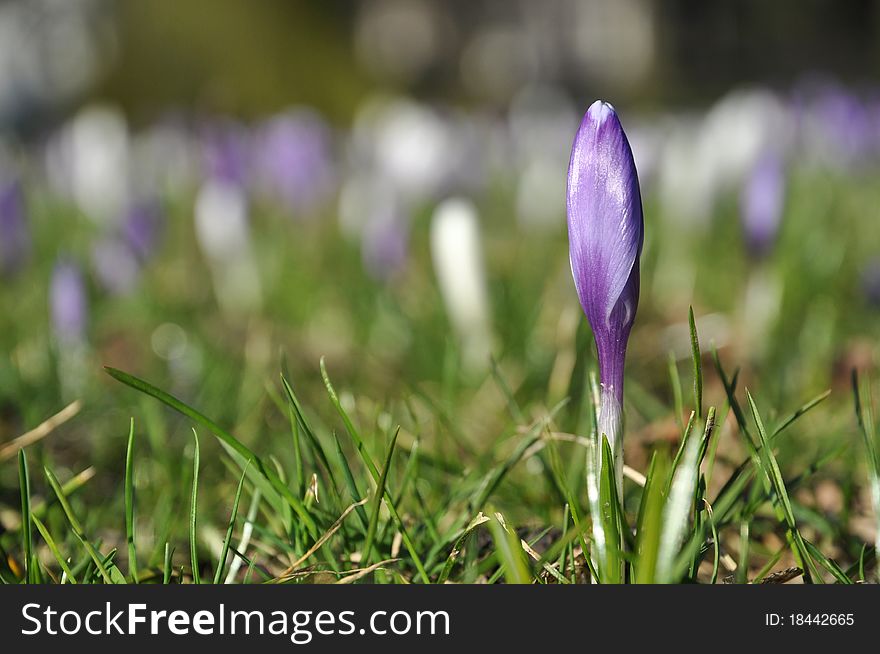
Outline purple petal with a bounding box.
[567,100,643,397]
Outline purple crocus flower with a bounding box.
[254,110,335,215]
[122,201,163,261]
[792,78,874,169]
[201,121,251,188]
[50,260,87,344]
[567,100,643,462]
[0,180,30,275]
[741,149,786,258]
[362,209,408,282]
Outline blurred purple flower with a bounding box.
[201,121,251,188]
[254,110,335,215]
[362,210,408,281]
[122,201,163,261]
[50,260,87,344]
[567,100,643,454]
[793,78,875,168]
[741,149,786,258]
[91,238,140,295]
[813,86,873,166]
[0,180,30,275]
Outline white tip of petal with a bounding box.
[587,100,616,126]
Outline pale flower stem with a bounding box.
[598,385,624,501]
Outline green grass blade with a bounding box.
[803,540,852,584]
[44,466,113,583]
[634,449,670,583]
[163,543,174,584]
[332,432,369,529]
[287,400,305,499]
[584,430,606,582]
[30,466,95,523]
[705,495,720,584]
[751,546,785,583]
[470,419,546,512]
[669,410,696,488]
[190,429,200,584]
[124,418,138,583]
[104,366,317,537]
[771,389,832,438]
[598,436,623,584]
[363,428,399,565]
[712,348,755,451]
[852,371,880,576]
[737,521,750,584]
[543,438,592,577]
[746,389,817,583]
[319,357,380,479]
[18,450,33,583]
[488,512,531,584]
[214,463,249,584]
[437,513,489,584]
[656,426,701,583]
[319,361,429,582]
[31,516,77,583]
[688,306,703,420]
[557,503,570,578]
[668,351,685,432]
[280,373,339,499]
[712,387,829,526]
[490,356,526,424]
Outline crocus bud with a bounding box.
[567,100,643,469]
[741,149,785,258]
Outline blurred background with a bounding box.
[1,0,879,552]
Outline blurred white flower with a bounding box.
[194,180,262,315]
[352,97,456,202]
[658,89,790,227]
[656,114,716,226]
[338,173,396,239]
[697,88,791,197]
[130,119,200,197]
[47,104,130,224]
[430,197,492,374]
